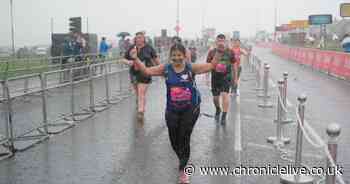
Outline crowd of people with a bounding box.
[62,32,87,63]
[61,30,250,183]
[122,31,250,184]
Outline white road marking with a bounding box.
[235,95,242,152]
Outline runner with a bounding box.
[171,36,192,63]
[206,34,236,125]
[123,31,160,121]
[188,41,197,63]
[130,43,219,184]
[230,38,249,96]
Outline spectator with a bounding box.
[188,42,197,63]
[341,34,350,53]
[62,37,72,64]
[72,34,82,61]
[124,38,131,53]
[99,37,110,58]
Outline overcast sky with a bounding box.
[0,0,346,47]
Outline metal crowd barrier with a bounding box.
[0,57,132,158]
[246,53,345,184]
[0,53,122,97]
[0,47,171,160]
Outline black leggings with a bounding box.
[165,106,200,170]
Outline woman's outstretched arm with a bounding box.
[192,52,220,74]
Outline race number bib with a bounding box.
[170,87,192,103]
[215,63,227,73]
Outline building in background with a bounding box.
[154,29,172,52]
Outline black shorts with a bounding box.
[211,78,231,96]
[235,65,242,80]
[129,70,152,84]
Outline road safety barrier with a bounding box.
[0,46,173,160]
[0,53,121,97]
[247,53,345,184]
[268,43,350,81]
[0,58,132,158]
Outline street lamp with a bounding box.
[274,0,277,42]
[176,0,180,36]
[10,0,15,56]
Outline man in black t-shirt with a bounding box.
[123,32,160,121]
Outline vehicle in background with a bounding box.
[35,47,48,56]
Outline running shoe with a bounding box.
[178,170,190,184]
[221,117,227,125]
[215,110,221,122]
[137,112,144,122]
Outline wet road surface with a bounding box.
[0,52,348,183]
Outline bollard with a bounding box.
[326,123,341,184]
[267,79,290,146]
[250,55,255,72]
[255,61,266,91]
[258,64,273,108]
[280,94,314,184]
[255,63,262,91]
[246,54,253,73]
[253,55,258,72]
[281,72,293,124]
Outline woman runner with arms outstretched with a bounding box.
[129,43,219,184]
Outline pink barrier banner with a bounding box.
[268,43,350,80]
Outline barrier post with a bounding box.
[24,58,30,93]
[282,72,293,124]
[59,54,63,83]
[267,79,290,146]
[252,55,257,72]
[88,65,96,112]
[326,123,341,184]
[119,63,123,93]
[258,64,273,108]
[3,80,15,153]
[255,61,265,91]
[104,63,111,104]
[69,68,76,121]
[39,73,49,134]
[280,94,314,184]
[248,54,255,72]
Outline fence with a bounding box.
[0,45,175,160]
[268,43,350,81]
[246,53,345,184]
[0,55,136,159]
[0,53,123,96]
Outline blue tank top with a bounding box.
[164,63,201,112]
